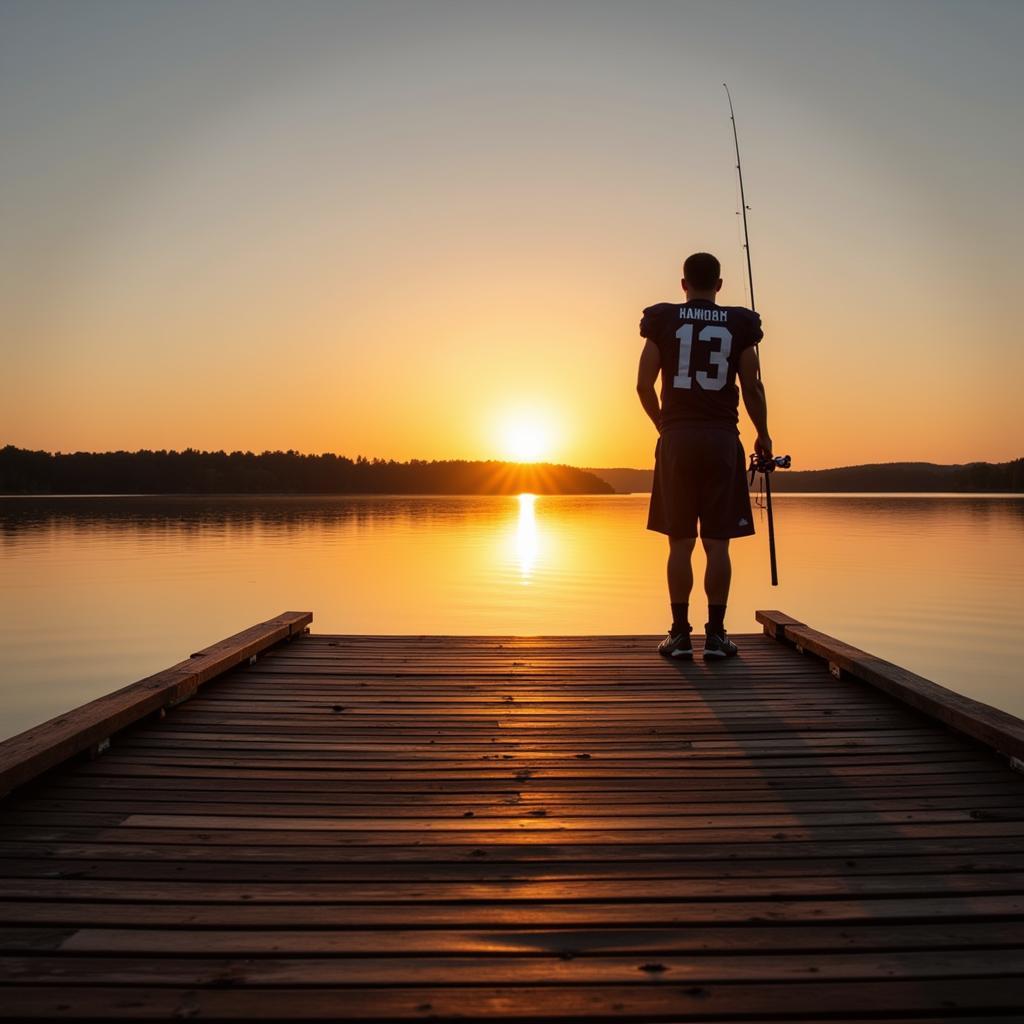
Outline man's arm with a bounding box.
[738,345,773,458]
[636,339,662,431]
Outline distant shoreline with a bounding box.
[1,446,1020,495]
[587,459,1024,495]
[0,446,613,496]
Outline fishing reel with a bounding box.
[747,452,790,588]
[748,453,792,476]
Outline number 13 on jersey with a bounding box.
[673,324,732,391]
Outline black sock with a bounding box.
[670,603,689,636]
[708,604,726,634]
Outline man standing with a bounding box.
[636,252,772,659]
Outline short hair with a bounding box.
[683,252,720,290]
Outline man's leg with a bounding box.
[702,537,731,608]
[702,537,737,657]
[668,535,696,635]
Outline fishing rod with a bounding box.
[724,82,791,586]
[723,83,756,321]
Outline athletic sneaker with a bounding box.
[703,629,739,659]
[658,629,693,659]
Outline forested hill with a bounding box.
[588,460,1024,494]
[0,446,613,495]
[769,460,1024,493]
[5,446,1020,495]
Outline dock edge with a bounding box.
[0,610,312,798]
[757,609,1024,766]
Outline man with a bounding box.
[636,251,772,659]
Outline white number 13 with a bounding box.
[673,324,732,391]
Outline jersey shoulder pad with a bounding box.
[639,302,676,339]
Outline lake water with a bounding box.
[1,493,1022,741]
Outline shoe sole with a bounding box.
[659,649,693,660]
[703,648,738,660]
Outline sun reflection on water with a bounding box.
[516,493,539,582]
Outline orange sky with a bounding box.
[2,2,1022,470]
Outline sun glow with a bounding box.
[498,414,555,464]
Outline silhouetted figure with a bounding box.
[636,252,772,658]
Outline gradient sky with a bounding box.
[2,0,1021,470]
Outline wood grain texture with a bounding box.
[1,622,1023,1020]
[0,612,312,798]
[757,609,1024,760]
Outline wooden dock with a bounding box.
[2,610,1024,1020]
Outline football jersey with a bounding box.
[639,299,762,429]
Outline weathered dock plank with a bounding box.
[1,615,1023,1021]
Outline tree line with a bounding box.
[0,446,614,495]
[770,459,1024,493]
[587,459,1024,494]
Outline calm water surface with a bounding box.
[1,493,1022,740]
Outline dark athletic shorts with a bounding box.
[647,425,755,540]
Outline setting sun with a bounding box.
[499,415,553,464]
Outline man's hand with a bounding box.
[755,433,773,460]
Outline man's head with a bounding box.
[682,252,722,299]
